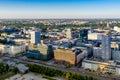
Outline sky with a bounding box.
[0,0,120,19]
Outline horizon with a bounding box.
[0,0,120,19]
[1,17,120,20]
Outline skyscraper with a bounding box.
[79,29,88,42]
[101,34,111,61]
[31,31,40,44]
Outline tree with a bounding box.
[66,72,71,80]
[12,67,19,74]
[27,64,97,80]
[0,62,9,74]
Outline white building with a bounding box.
[66,28,72,39]
[114,26,120,33]
[0,44,7,54]
[88,33,104,40]
[3,45,26,57]
[14,39,30,45]
[11,45,25,54]
[30,31,40,44]
[82,59,120,75]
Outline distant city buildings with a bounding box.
[2,19,120,76]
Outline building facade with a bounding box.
[112,50,120,61]
[82,59,120,75]
[114,26,120,33]
[0,44,26,57]
[26,44,54,60]
[101,34,111,61]
[88,33,103,40]
[79,29,88,42]
[93,47,102,58]
[54,48,85,65]
[31,31,40,44]
[66,28,72,39]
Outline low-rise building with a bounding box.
[6,45,26,57]
[0,44,26,56]
[16,64,29,73]
[82,59,118,74]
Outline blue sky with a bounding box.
[0,0,120,19]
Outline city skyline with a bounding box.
[0,0,120,19]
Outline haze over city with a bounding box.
[0,0,120,19]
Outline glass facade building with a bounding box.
[101,34,111,61]
[79,29,88,42]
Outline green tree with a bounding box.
[0,62,9,74]
[12,67,19,74]
[65,72,71,80]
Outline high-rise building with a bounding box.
[79,29,88,42]
[31,31,40,44]
[101,34,111,61]
[66,28,72,39]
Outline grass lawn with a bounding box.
[0,71,16,80]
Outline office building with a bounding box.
[114,26,120,33]
[93,47,102,58]
[54,48,86,65]
[79,29,88,42]
[30,31,40,44]
[101,34,111,61]
[112,50,120,61]
[66,28,72,39]
[26,44,54,60]
[0,44,26,57]
[82,59,116,74]
[88,33,103,40]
